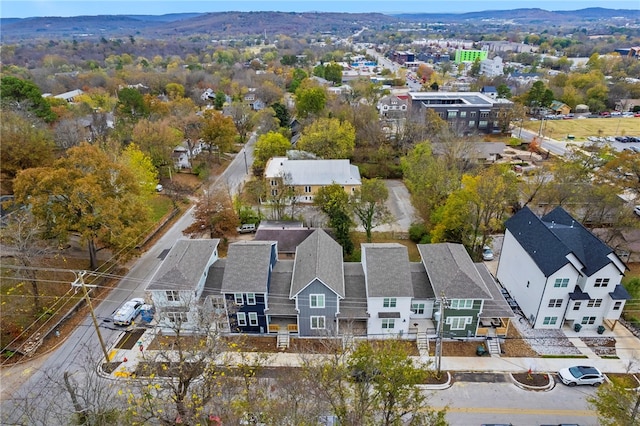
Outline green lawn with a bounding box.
[521,117,640,141]
[148,195,174,222]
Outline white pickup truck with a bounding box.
[112,298,145,326]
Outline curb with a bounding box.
[418,371,452,390]
[509,372,555,392]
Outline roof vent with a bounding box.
[550,220,555,228]
[571,220,575,228]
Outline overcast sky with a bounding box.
[2,0,638,19]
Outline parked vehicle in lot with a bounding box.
[112,297,145,326]
[237,223,256,233]
[558,365,605,387]
[482,246,494,261]
[634,205,640,217]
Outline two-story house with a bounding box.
[362,244,414,337]
[146,239,220,333]
[264,157,361,203]
[496,207,629,330]
[289,229,345,336]
[220,241,277,333]
[419,243,494,338]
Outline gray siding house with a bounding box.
[290,229,345,336]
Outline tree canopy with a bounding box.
[252,131,291,173]
[13,143,151,269]
[0,76,56,122]
[297,117,355,159]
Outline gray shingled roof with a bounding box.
[474,263,514,318]
[146,239,219,291]
[221,241,276,293]
[362,243,413,297]
[254,228,315,254]
[290,229,345,298]
[203,258,226,297]
[410,262,434,299]
[265,260,296,316]
[264,157,361,186]
[417,243,492,300]
[340,263,368,319]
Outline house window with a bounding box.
[411,303,425,315]
[478,120,488,128]
[614,301,622,310]
[447,110,457,118]
[468,120,476,127]
[310,316,325,329]
[248,312,258,326]
[166,290,180,302]
[383,298,397,308]
[548,299,563,308]
[587,299,602,308]
[237,312,247,327]
[305,186,312,193]
[573,301,582,311]
[447,316,472,330]
[581,316,596,325]
[166,312,188,323]
[270,180,277,186]
[459,111,467,118]
[554,278,569,288]
[246,293,256,305]
[234,293,244,305]
[450,299,473,310]
[310,294,325,308]
[480,111,490,118]
[382,318,395,329]
[543,316,558,325]
[470,111,477,118]
[271,189,278,196]
[594,278,610,288]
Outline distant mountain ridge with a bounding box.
[0,8,636,41]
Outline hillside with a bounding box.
[1,8,637,42]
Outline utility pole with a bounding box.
[435,291,448,376]
[73,271,110,364]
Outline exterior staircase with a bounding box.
[277,332,290,349]
[486,336,501,355]
[416,331,429,352]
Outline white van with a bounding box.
[112,298,145,326]
[237,223,256,234]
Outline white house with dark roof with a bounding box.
[264,157,361,203]
[496,206,629,330]
[362,243,414,336]
[146,239,220,333]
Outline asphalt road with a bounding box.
[0,136,256,424]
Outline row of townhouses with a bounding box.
[145,207,629,344]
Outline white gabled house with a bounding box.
[496,207,629,331]
[362,243,414,337]
[146,239,220,333]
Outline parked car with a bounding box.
[482,246,494,261]
[237,223,256,234]
[558,365,605,387]
[634,205,640,217]
[112,297,145,326]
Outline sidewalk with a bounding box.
[103,322,640,380]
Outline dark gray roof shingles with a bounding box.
[220,241,276,293]
[290,229,345,298]
[362,243,413,297]
[146,239,219,291]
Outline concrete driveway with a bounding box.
[372,179,418,233]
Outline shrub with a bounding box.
[409,222,430,244]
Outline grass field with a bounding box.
[522,117,640,141]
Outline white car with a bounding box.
[558,365,605,387]
[634,205,640,217]
[482,246,494,261]
[112,298,145,326]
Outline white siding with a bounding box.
[367,296,412,337]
